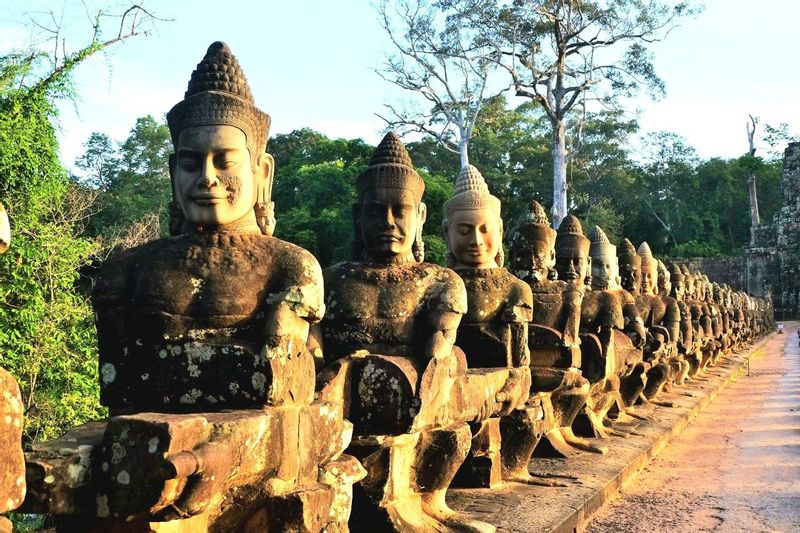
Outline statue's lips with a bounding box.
[375,233,401,242]
[191,194,228,205]
[562,272,579,280]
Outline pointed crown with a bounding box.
[555,215,590,253]
[167,42,271,157]
[356,132,425,201]
[589,225,616,257]
[656,259,669,279]
[638,241,656,267]
[509,200,555,248]
[443,165,501,218]
[669,262,685,281]
[618,238,640,266]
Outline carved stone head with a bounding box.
[508,201,557,283]
[554,215,590,285]
[167,42,275,236]
[657,259,671,297]
[352,132,426,264]
[668,263,685,301]
[617,238,641,294]
[681,265,696,297]
[638,242,657,296]
[0,203,8,254]
[443,165,503,269]
[589,225,619,290]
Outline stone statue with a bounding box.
[23,42,362,532]
[442,165,541,486]
[658,261,691,385]
[507,203,598,457]
[633,242,680,399]
[0,202,25,532]
[314,133,488,531]
[578,226,646,435]
[618,238,641,295]
[678,264,710,376]
[667,263,697,377]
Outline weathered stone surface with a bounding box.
[22,42,362,533]
[0,367,25,514]
[747,142,800,318]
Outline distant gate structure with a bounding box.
[747,142,800,319]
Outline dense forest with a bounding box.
[75,97,786,268]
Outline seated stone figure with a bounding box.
[681,265,713,375]
[668,263,702,373]
[442,165,541,486]
[0,202,25,532]
[23,42,362,532]
[507,202,598,457]
[579,227,646,435]
[657,260,691,385]
[314,133,488,531]
[633,242,679,399]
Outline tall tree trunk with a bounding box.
[459,138,470,170]
[747,115,760,245]
[551,119,568,228]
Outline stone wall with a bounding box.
[667,256,746,291]
[746,142,800,319]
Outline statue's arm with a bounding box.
[502,281,533,367]
[425,269,467,361]
[663,298,681,344]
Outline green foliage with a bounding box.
[79,115,173,239]
[270,130,372,266]
[0,51,105,443]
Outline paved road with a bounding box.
[586,325,800,533]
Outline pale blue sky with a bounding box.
[2,0,799,171]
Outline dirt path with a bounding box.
[586,325,800,533]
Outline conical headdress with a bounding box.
[637,241,656,267]
[443,165,501,218]
[656,259,669,280]
[356,132,425,201]
[618,238,640,267]
[167,42,270,157]
[669,262,685,282]
[555,215,590,253]
[589,225,616,258]
[509,200,556,250]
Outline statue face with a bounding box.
[658,269,671,296]
[0,203,9,254]
[671,278,685,300]
[446,208,501,269]
[591,252,619,290]
[555,246,589,284]
[510,238,554,282]
[683,273,695,297]
[640,262,658,295]
[173,125,270,228]
[619,261,640,293]
[359,187,425,260]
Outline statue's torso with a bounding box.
[321,261,466,360]
[93,232,323,413]
[456,267,532,368]
[529,279,574,330]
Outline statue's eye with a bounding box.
[179,158,199,171]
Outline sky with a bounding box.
[1,0,799,173]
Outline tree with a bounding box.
[79,115,172,243]
[745,114,760,235]
[377,0,504,169]
[0,4,163,443]
[451,0,697,226]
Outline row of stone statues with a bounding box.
[1,42,773,532]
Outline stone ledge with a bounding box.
[448,334,774,532]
